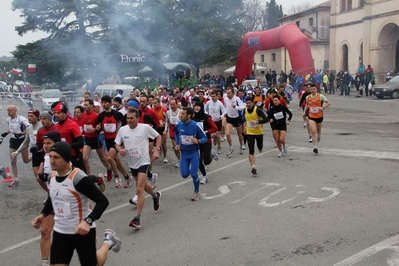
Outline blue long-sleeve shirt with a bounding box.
[174,120,208,154]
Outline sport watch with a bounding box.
[84,217,93,226]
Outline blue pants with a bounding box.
[180,151,200,192]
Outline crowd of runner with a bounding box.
[0,80,331,266]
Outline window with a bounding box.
[309,17,314,26]
[271,53,276,62]
[341,0,347,12]
[295,21,300,28]
[261,54,265,62]
[341,0,352,12]
[348,0,352,10]
[359,0,365,7]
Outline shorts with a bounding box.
[10,137,24,150]
[157,127,165,136]
[226,116,242,127]
[51,228,97,265]
[130,165,150,177]
[105,138,116,152]
[169,125,176,139]
[32,151,44,167]
[84,136,103,150]
[271,122,287,131]
[214,120,222,131]
[308,117,324,123]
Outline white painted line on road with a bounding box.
[0,148,275,255]
[289,146,399,160]
[333,234,399,266]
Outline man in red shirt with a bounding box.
[53,102,85,171]
[82,99,111,177]
[72,106,85,134]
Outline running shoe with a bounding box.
[283,146,288,154]
[213,137,217,146]
[240,146,243,154]
[211,150,218,161]
[191,192,200,201]
[153,191,161,211]
[98,174,106,192]
[303,122,307,128]
[9,179,20,187]
[200,176,209,184]
[114,177,121,188]
[104,229,121,253]
[278,152,283,158]
[174,161,180,168]
[106,169,112,181]
[124,175,132,188]
[308,136,312,143]
[129,194,138,205]
[259,148,263,153]
[0,166,6,179]
[226,148,234,157]
[274,143,277,148]
[163,157,168,163]
[222,135,226,142]
[317,134,321,142]
[313,147,319,154]
[151,173,158,189]
[242,145,246,150]
[217,147,222,154]
[129,217,140,229]
[251,166,257,175]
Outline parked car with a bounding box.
[41,89,62,110]
[94,84,134,98]
[373,76,399,99]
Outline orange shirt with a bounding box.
[153,106,167,127]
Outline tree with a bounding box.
[239,0,268,32]
[266,0,283,29]
[285,1,313,15]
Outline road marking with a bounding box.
[333,235,399,266]
[289,146,399,160]
[0,148,275,255]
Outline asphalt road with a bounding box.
[0,93,399,266]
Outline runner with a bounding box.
[164,99,182,167]
[303,84,331,153]
[115,109,161,229]
[1,105,31,186]
[243,97,268,175]
[267,95,293,157]
[204,90,226,154]
[174,107,208,201]
[31,141,120,266]
[192,101,218,184]
[223,87,246,156]
[153,98,169,163]
[298,83,312,142]
[96,95,130,188]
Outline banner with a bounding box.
[12,68,22,75]
[20,96,33,109]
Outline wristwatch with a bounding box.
[84,217,93,226]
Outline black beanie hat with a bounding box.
[43,131,61,143]
[101,95,112,103]
[50,142,72,162]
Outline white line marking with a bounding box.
[232,182,280,204]
[0,148,275,255]
[333,235,399,266]
[289,146,399,160]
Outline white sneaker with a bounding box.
[283,146,288,154]
[240,146,243,155]
[308,136,312,143]
[151,173,158,189]
[174,161,180,168]
[114,177,121,188]
[278,152,283,158]
[129,194,138,205]
[303,122,307,127]
[317,134,321,142]
[104,229,121,253]
[242,145,246,150]
[163,157,168,163]
[200,176,208,184]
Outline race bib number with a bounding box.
[54,201,71,219]
[83,124,92,133]
[129,147,140,159]
[228,108,236,116]
[9,125,16,133]
[170,117,178,125]
[273,111,284,120]
[29,134,37,144]
[210,108,218,115]
[309,107,320,114]
[181,135,193,145]
[247,121,258,128]
[104,123,116,133]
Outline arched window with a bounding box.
[342,44,349,71]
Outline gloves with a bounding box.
[30,146,37,153]
[11,152,19,159]
[1,132,8,138]
[38,173,49,183]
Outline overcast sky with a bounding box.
[0,0,328,57]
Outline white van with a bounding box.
[94,84,135,98]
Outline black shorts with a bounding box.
[32,151,44,167]
[308,117,324,123]
[214,120,222,131]
[51,228,97,265]
[105,138,116,152]
[247,135,263,155]
[271,122,287,131]
[9,137,24,150]
[226,116,242,127]
[130,165,150,177]
[84,136,103,150]
[157,127,165,136]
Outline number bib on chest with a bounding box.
[273,111,284,120]
[309,107,319,114]
[129,147,140,159]
[104,123,116,133]
[54,201,72,219]
[181,135,193,145]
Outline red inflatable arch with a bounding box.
[235,23,315,85]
